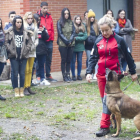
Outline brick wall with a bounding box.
[132,0,140,62]
[0,0,140,72]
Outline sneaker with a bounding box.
[31,82,38,86]
[96,128,110,137]
[35,77,40,84]
[46,76,57,83]
[77,75,82,80]
[92,75,97,80]
[40,79,51,86]
[72,76,77,81]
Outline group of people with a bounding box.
[0,2,138,138]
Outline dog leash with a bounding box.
[123,78,140,91]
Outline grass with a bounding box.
[0,76,140,139]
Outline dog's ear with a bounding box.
[118,74,124,81]
[108,71,113,81]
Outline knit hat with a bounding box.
[88,9,95,18]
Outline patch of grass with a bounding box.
[36,111,44,115]
[5,113,14,118]
[0,127,3,135]
[64,112,76,121]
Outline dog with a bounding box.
[105,68,140,140]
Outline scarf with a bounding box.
[118,18,126,28]
[0,30,5,46]
[26,23,35,36]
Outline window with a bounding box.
[87,0,133,25]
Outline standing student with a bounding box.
[4,11,16,88]
[117,9,133,75]
[85,9,99,79]
[4,11,16,30]
[23,12,38,95]
[71,15,87,81]
[37,1,57,83]
[106,9,119,34]
[0,18,6,100]
[5,16,32,97]
[86,15,137,137]
[57,8,76,82]
[83,11,88,25]
[33,14,50,86]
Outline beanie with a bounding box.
[88,9,95,18]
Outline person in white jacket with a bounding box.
[23,12,38,95]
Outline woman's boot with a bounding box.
[14,88,20,97]
[0,95,6,100]
[24,88,30,96]
[19,87,24,97]
[63,73,69,83]
[27,87,36,95]
[66,73,72,82]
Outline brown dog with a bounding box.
[105,68,140,140]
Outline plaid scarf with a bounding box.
[0,30,5,43]
[118,18,126,28]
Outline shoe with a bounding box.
[31,82,38,86]
[0,95,6,100]
[40,79,51,86]
[72,76,77,81]
[46,76,57,82]
[92,75,97,80]
[24,88,30,96]
[96,128,110,137]
[14,88,20,97]
[35,77,40,84]
[77,75,82,80]
[20,87,25,97]
[27,87,36,95]
[66,73,72,82]
[63,73,69,83]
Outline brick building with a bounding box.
[0,0,140,72]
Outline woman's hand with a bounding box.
[86,74,92,83]
[39,27,44,31]
[131,73,138,81]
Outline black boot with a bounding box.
[77,75,82,80]
[66,73,72,82]
[63,73,69,83]
[0,95,6,101]
[27,87,36,95]
[24,88,30,96]
[96,128,110,137]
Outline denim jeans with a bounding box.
[59,47,73,74]
[45,41,53,78]
[0,62,5,75]
[71,51,83,76]
[37,55,46,81]
[121,58,127,71]
[85,49,91,68]
[11,66,14,89]
[10,58,27,89]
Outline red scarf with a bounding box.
[118,18,126,28]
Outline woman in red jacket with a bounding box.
[86,15,137,137]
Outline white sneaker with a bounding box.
[35,78,40,84]
[92,75,97,80]
[40,79,51,86]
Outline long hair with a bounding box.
[23,12,37,33]
[106,9,114,18]
[0,18,4,32]
[13,15,24,33]
[73,15,85,34]
[116,9,127,21]
[33,13,40,27]
[87,17,99,36]
[60,8,71,27]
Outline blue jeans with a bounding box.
[10,58,27,89]
[45,41,53,78]
[0,62,5,75]
[85,49,91,68]
[71,51,83,76]
[37,55,46,81]
[121,58,127,71]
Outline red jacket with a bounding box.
[37,10,54,42]
[86,33,136,77]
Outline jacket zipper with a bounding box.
[105,39,109,68]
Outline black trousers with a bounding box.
[59,46,73,74]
